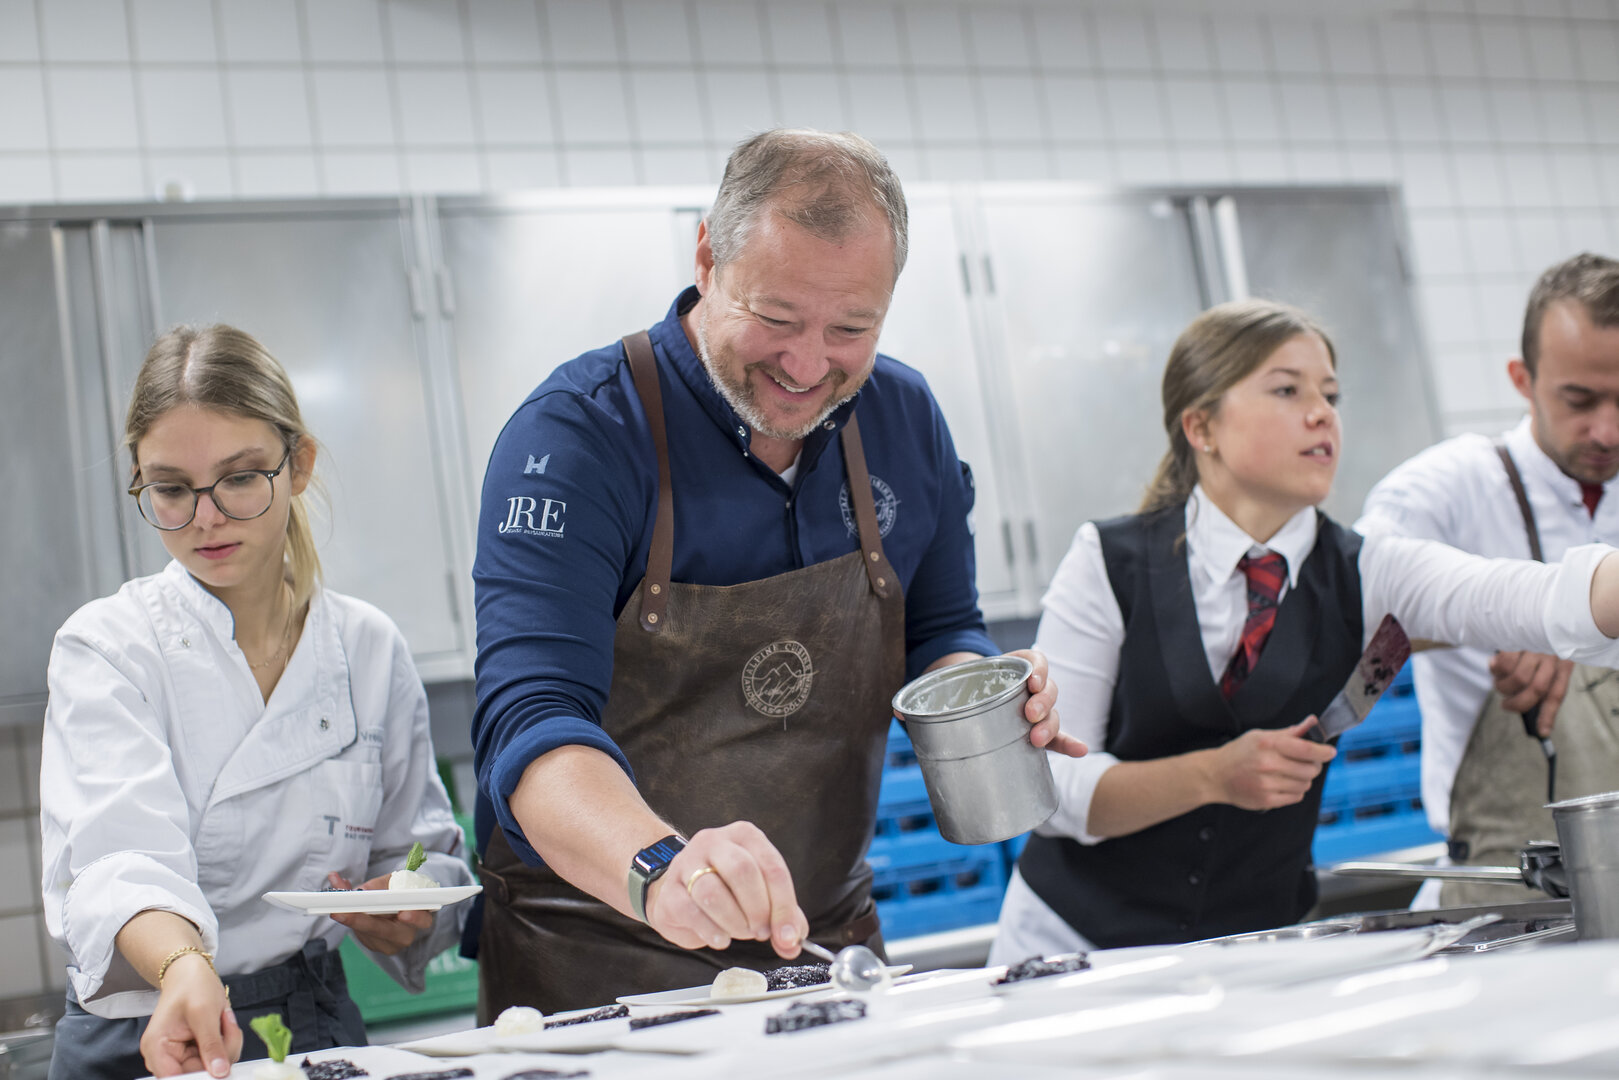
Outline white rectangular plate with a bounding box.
[617,964,912,1007]
[261,884,481,915]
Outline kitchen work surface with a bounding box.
[158,916,1619,1080]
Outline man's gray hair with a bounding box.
[707,129,909,281]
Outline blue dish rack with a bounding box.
[871,721,1019,939]
[1313,664,1440,863]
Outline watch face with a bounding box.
[635,835,685,876]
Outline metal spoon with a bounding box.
[799,940,890,993]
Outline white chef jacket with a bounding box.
[40,561,472,1019]
[1355,416,1619,836]
[992,484,1619,964]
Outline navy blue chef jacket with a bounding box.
[465,288,997,949]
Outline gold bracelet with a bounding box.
[156,946,215,987]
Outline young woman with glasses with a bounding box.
[40,325,472,1080]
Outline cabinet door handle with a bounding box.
[982,255,997,295]
[1001,520,1015,567]
[1024,520,1040,566]
[437,266,457,317]
[406,268,428,318]
[959,253,972,296]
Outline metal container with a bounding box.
[1549,790,1619,941]
[891,656,1056,845]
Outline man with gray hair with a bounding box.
[468,129,1077,1013]
[1358,252,1619,907]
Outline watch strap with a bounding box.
[628,833,686,923]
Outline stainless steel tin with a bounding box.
[891,656,1055,845]
[1549,790,1619,940]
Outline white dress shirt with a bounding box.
[1355,416,1619,837]
[992,484,1619,964]
[40,561,472,1019]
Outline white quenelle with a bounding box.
[388,841,440,890]
[710,966,768,1001]
[493,1005,547,1036]
[254,1064,302,1080]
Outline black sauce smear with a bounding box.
[381,1071,474,1080]
[300,1059,368,1079]
[627,1008,720,1031]
[764,998,866,1034]
[499,1070,590,1079]
[764,963,830,991]
[994,953,1092,984]
[543,1004,629,1028]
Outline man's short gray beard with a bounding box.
[695,311,853,442]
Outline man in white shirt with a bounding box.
[1357,252,1619,906]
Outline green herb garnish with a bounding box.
[249,1013,292,1063]
[405,841,426,872]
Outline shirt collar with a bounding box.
[647,287,859,456]
[1185,484,1317,590]
[1505,413,1609,512]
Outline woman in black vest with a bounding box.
[994,298,1619,959]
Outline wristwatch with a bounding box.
[628,833,686,923]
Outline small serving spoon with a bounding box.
[800,940,890,993]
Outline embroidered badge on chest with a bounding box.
[840,475,899,538]
[742,640,815,721]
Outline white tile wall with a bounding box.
[7,0,1619,1000]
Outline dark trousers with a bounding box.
[48,941,367,1080]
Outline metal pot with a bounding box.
[1549,790,1619,941]
[891,656,1056,845]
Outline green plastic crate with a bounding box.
[339,937,478,1025]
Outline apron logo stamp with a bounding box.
[742,640,815,718]
[840,475,899,538]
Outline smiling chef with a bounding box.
[468,128,1082,1016]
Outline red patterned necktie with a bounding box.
[1220,551,1288,700]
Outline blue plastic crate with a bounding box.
[1002,832,1029,876]
[873,847,1007,939]
[886,719,917,769]
[1337,695,1422,760]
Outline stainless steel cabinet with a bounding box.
[0,223,119,723]
[969,188,1210,589]
[878,190,1024,618]
[0,182,1442,718]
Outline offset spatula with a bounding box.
[1309,614,1413,742]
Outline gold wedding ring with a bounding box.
[684,865,718,893]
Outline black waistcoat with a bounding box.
[1019,503,1364,948]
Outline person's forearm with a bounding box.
[1085,751,1220,838]
[507,744,677,919]
[1591,551,1619,639]
[115,909,208,989]
[925,650,981,672]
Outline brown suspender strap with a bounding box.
[1494,438,1544,562]
[623,328,895,624]
[840,413,896,600]
[623,332,674,631]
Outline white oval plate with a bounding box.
[617,964,912,1007]
[262,884,481,915]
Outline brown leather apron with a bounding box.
[476,331,908,1016]
[1441,441,1619,905]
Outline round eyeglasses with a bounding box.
[128,451,291,531]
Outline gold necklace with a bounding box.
[246,591,295,671]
